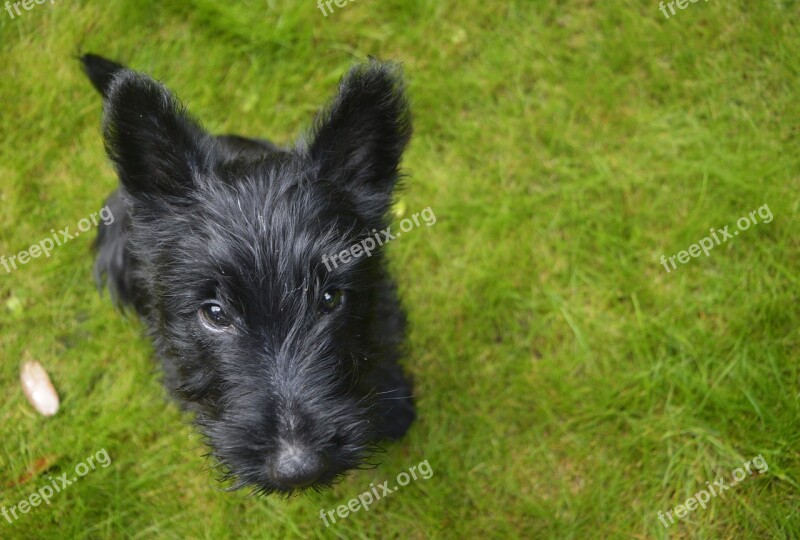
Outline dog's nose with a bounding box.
[272,447,329,488]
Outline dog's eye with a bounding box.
[199,303,232,330]
[320,289,344,313]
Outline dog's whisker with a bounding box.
[373,387,402,395]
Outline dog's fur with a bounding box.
[80,53,416,494]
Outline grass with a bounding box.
[1,0,799,537]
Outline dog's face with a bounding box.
[101,63,411,493]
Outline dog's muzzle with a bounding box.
[271,445,330,488]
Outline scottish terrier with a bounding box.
[80,53,416,494]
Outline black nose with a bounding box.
[272,447,329,489]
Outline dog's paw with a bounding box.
[376,395,416,440]
[370,358,417,440]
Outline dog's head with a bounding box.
[100,62,411,494]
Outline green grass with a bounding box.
[1,0,799,537]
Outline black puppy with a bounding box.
[80,54,415,494]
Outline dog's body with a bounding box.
[81,54,415,494]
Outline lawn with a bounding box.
[1,0,799,538]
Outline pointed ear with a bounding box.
[307,61,412,223]
[102,70,214,200]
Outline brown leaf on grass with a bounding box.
[5,455,59,488]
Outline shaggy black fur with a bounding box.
[80,53,416,494]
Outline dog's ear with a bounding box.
[307,61,412,223]
[102,70,213,200]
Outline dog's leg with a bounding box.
[371,359,416,440]
[367,278,416,440]
[93,189,145,313]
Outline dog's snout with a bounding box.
[271,446,329,489]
